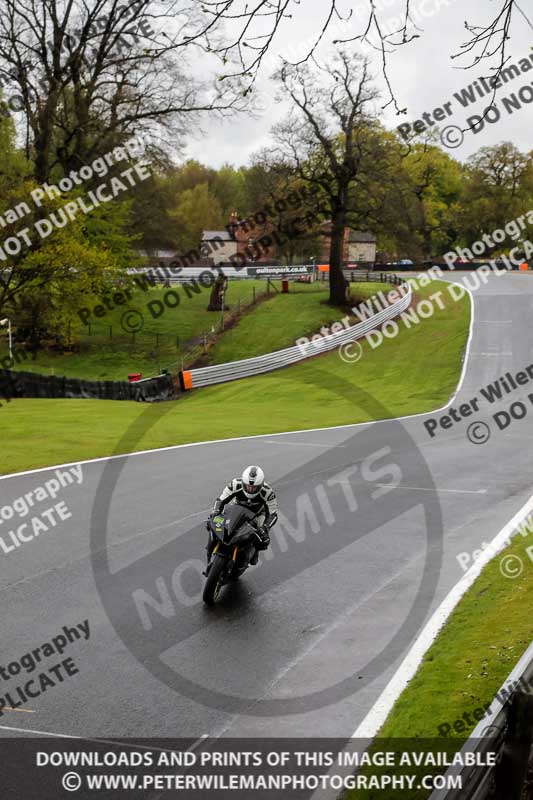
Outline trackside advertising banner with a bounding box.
[246,265,315,277]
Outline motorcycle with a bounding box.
[203,504,260,606]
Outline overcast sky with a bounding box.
[185,0,533,168]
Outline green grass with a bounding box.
[378,528,533,740]
[208,282,387,363]
[0,280,267,381]
[345,527,533,800]
[1,280,384,379]
[0,279,470,475]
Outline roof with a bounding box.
[202,230,234,241]
[348,231,376,243]
[137,248,178,257]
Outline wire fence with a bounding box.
[77,324,181,351]
[0,281,275,377]
[71,279,285,374]
[165,278,285,371]
[0,277,373,379]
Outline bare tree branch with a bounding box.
[0,0,243,180]
[271,50,381,304]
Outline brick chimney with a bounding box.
[227,210,239,239]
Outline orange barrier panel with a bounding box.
[318,264,330,272]
[180,370,193,391]
[520,262,529,271]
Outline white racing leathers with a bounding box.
[214,479,278,533]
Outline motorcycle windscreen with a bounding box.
[223,504,255,541]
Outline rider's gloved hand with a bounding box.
[256,525,270,551]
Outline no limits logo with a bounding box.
[90,370,444,716]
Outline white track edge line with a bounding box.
[352,492,533,738]
[0,724,208,753]
[0,281,486,744]
[0,724,79,738]
[0,281,474,482]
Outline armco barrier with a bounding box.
[430,641,533,800]
[180,275,411,390]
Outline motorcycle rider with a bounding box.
[208,466,278,566]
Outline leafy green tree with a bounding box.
[399,143,463,258]
[211,165,247,218]
[0,154,137,349]
[170,183,225,252]
[129,160,231,254]
[172,161,218,195]
[455,143,533,250]
[242,153,324,263]
[128,171,182,253]
[0,91,142,351]
[0,101,29,188]
[2,189,132,349]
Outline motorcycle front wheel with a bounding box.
[203,554,226,606]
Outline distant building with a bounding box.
[137,248,178,260]
[200,229,238,265]
[319,225,377,264]
[202,211,278,265]
[346,231,377,263]
[137,211,282,271]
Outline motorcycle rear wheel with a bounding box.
[203,555,226,606]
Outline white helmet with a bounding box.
[242,465,265,498]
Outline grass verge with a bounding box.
[207,282,387,364]
[345,526,533,800]
[0,279,470,475]
[0,280,267,381]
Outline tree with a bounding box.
[0,0,524,183]
[399,144,463,258]
[211,165,247,218]
[0,191,134,349]
[196,0,526,116]
[0,94,30,189]
[128,160,223,253]
[456,143,533,248]
[0,106,140,340]
[272,51,379,304]
[128,171,180,253]
[172,161,218,195]
[170,183,224,253]
[0,1,238,183]
[242,154,322,263]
